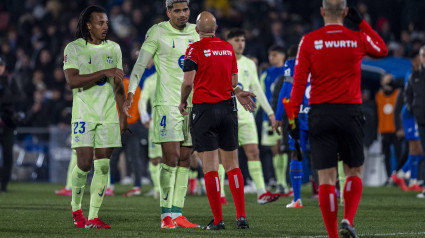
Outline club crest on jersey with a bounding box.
[314,40,323,50]
[189,39,194,44]
[204,49,211,57]
[178,55,185,69]
[106,55,113,64]
[160,129,167,137]
[74,135,80,143]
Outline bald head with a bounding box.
[196,11,216,34]
[322,0,346,17]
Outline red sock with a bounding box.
[343,176,363,226]
[204,171,223,224]
[319,184,338,238]
[227,168,246,218]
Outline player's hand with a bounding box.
[179,101,188,115]
[123,93,133,117]
[236,90,256,113]
[346,7,363,25]
[269,114,276,132]
[143,119,151,129]
[276,120,283,135]
[104,68,125,80]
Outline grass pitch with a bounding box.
[0,183,424,237]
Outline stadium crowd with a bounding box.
[1,0,425,193]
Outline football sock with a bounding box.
[66,149,77,189]
[400,154,414,176]
[71,165,89,211]
[338,160,346,202]
[189,169,198,179]
[160,164,176,219]
[319,184,338,238]
[218,164,226,197]
[205,171,223,225]
[149,161,160,193]
[272,154,283,187]
[248,160,266,196]
[281,153,289,190]
[289,160,303,201]
[88,159,109,220]
[227,168,246,219]
[172,166,189,219]
[343,176,363,226]
[411,155,423,180]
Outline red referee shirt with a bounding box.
[290,20,388,115]
[184,36,237,104]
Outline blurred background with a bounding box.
[0,0,424,190]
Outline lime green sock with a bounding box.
[172,166,189,218]
[66,149,77,189]
[149,161,160,193]
[160,164,176,219]
[248,160,266,196]
[218,164,226,197]
[273,154,283,187]
[282,153,289,190]
[88,159,109,220]
[189,170,198,179]
[338,160,346,203]
[71,165,89,211]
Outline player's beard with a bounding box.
[175,17,188,29]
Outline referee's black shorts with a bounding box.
[308,103,365,170]
[190,99,238,152]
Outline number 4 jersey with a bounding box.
[63,38,123,124]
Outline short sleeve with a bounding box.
[63,43,79,70]
[115,43,123,70]
[231,49,238,75]
[184,44,199,64]
[141,25,160,55]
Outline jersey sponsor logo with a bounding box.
[178,55,185,69]
[204,49,211,57]
[95,76,107,86]
[314,40,323,50]
[324,40,358,48]
[211,50,233,56]
[106,55,113,64]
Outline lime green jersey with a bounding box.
[63,38,123,124]
[141,21,199,107]
[139,73,157,117]
[237,56,274,122]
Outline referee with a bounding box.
[179,11,255,230]
[288,1,387,237]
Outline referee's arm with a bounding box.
[180,58,198,115]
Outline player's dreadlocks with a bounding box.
[75,5,107,43]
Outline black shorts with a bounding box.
[190,99,238,152]
[308,103,365,170]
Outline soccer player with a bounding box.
[276,45,309,208]
[139,72,162,198]
[288,1,387,237]
[63,5,127,229]
[260,45,290,196]
[179,11,254,229]
[226,28,279,204]
[123,0,199,229]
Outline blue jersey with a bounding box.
[276,58,310,131]
[260,65,285,121]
